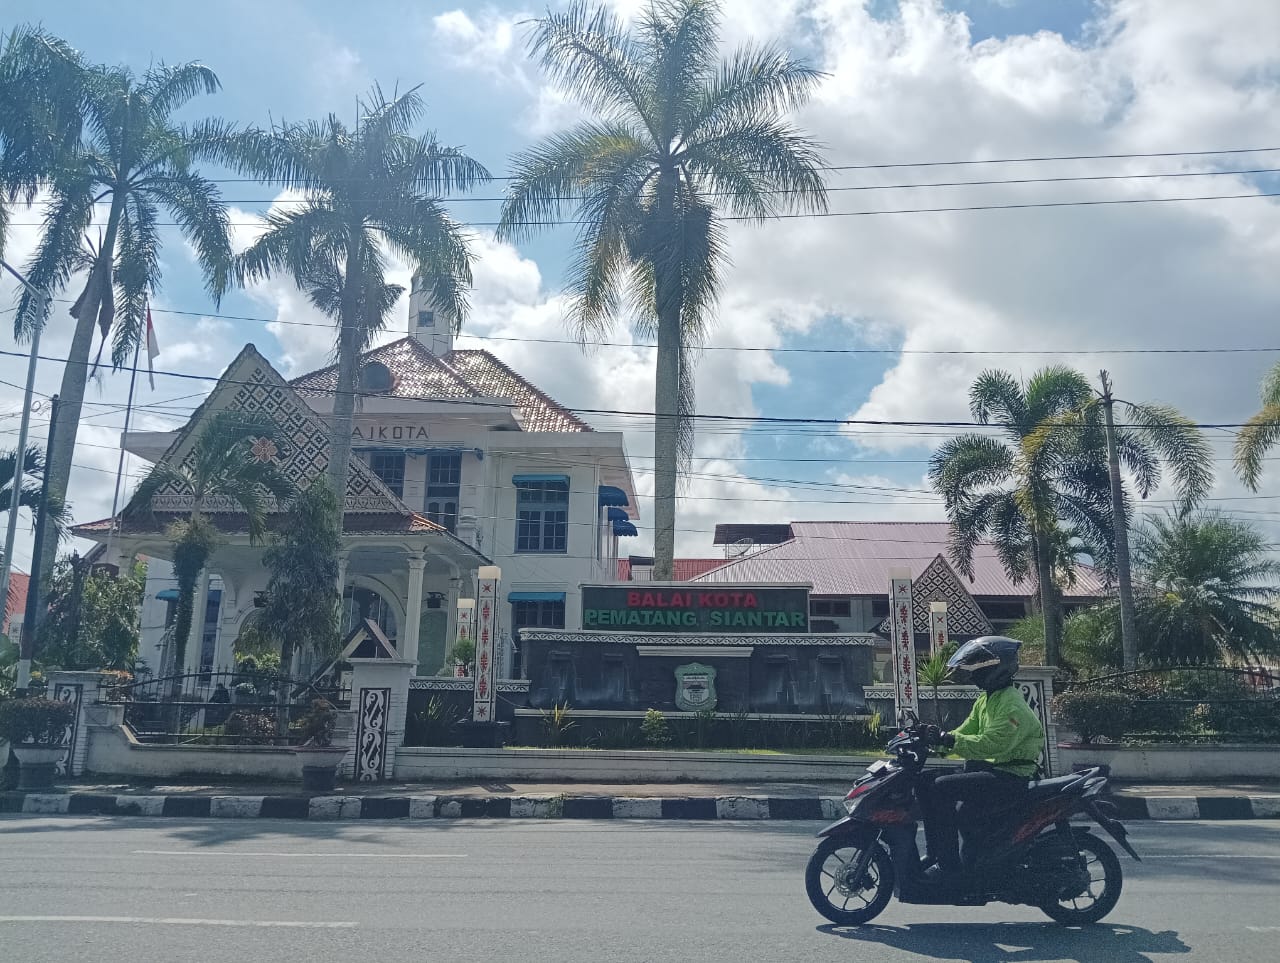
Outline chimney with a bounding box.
[408,274,453,356]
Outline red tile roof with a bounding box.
[290,338,591,434]
[617,558,730,581]
[692,521,1108,599]
[4,570,28,633]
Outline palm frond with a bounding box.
[109,193,159,366]
[1235,400,1280,491]
[139,165,232,302]
[1121,401,1213,509]
[138,62,220,117]
[968,369,1027,428]
[684,118,827,221]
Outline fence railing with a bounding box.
[99,669,350,747]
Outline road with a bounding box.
[1,816,1277,962]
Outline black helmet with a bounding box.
[946,636,1021,692]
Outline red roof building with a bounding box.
[4,570,28,635]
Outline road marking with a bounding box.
[0,916,355,929]
[1247,927,1280,933]
[132,850,466,859]
[1140,854,1280,859]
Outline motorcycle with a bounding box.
[805,718,1140,926]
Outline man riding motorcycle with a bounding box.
[916,636,1044,884]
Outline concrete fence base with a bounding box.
[1058,743,1280,781]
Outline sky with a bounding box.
[3,0,1280,571]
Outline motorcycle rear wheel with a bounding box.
[1038,832,1123,925]
[805,835,895,926]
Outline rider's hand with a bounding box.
[922,726,956,749]
[938,730,956,749]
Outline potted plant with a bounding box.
[0,697,76,790]
[292,699,347,792]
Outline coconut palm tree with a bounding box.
[1234,361,1280,491]
[496,0,828,580]
[129,411,294,686]
[6,37,234,604]
[1132,510,1280,664]
[929,367,1118,666]
[227,84,488,504]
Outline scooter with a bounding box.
[805,718,1140,926]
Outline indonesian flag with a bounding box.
[145,307,160,389]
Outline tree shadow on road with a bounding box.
[818,922,1190,963]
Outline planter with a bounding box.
[12,744,66,791]
[295,745,349,792]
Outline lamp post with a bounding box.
[0,260,52,690]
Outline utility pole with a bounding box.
[0,260,52,675]
[17,394,59,692]
[1099,371,1139,670]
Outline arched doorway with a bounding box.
[342,585,399,646]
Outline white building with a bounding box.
[75,290,638,680]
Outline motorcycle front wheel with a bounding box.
[1038,832,1123,925]
[805,835,895,926]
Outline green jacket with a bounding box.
[950,686,1044,779]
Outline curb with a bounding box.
[3,791,1278,822]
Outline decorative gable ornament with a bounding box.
[875,554,993,638]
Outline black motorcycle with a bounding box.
[805,720,1140,926]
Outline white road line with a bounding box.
[132,850,466,859]
[1247,926,1280,933]
[1140,854,1280,859]
[0,916,356,929]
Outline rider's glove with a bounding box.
[938,730,956,749]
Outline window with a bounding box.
[425,453,461,532]
[511,599,566,630]
[871,598,890,619]
[810,598,852,618]
[367,451,405,498]
[978,599,1030,622]
[417,309,435,328]
[515,478,569,553]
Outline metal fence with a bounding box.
[100,669,350,747]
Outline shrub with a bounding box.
[414,696,462,746]
[1053,690,1133,744]
[223,709,277,745]
[540,702,577,748]
[640,708,670,748]
[0,697,76,745]
[292,699,338,747]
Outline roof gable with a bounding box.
[442,349,591,433]
[139,344,407,516]
[291,338,480,401]
[874,554,994,636]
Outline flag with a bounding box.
[145,307,160,390]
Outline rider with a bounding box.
[918,636,1044,883]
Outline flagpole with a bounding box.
[106,332,143,565]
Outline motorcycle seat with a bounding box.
[1024,774,1082,800]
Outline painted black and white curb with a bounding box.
[3,792,1279,821]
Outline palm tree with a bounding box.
[1032,372,1214,669]
[7,37,234,603]
[929,367,1116,666]
[496,0,828,580]
[1132,510,1280,664]
[227,85,488,503]
[1234,361,1280,490]
[129,411,294,686]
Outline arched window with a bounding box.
[361,361,394,394]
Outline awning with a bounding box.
[598,485,629,507]
[606,507,629,522]
[156,589,179,602]
[508,591,567,602]
[512,473,569,484]
[612,520,639,537]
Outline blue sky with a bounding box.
[4,0,1280,562]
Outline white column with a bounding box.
[401,555,427,671]
[213,583,236,669]
[185,570,210,675]
[336,551,350,593]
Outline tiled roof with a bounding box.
[618,558,729,581]
[442,349,592,433]
[74,512,449,538]
[692,521,1108,599]
[292,338,479,400]
[4,570,28,632]
[289,338,591,434]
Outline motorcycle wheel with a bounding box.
[805,835,895,926]
[1038,832,1123,925]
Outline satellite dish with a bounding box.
[728,537,754,558]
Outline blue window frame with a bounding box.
[515,477,569,553]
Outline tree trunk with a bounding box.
[170,562,199,693]
[1101,372,1139,670]
[34,191,128,621]
[1034,531,1061,666]
[326,232,365,518]
[651,172,681,582]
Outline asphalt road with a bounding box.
[1,816,1277,963]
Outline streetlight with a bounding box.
[0,259,52,690]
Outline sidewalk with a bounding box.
[4,777,1279,822]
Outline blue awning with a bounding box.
[606,507,630,522]
[508,591,567,602]
[612,520,639,537]
[512,473,569,484]
[156,589,179,601]
[598,485,629,507]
